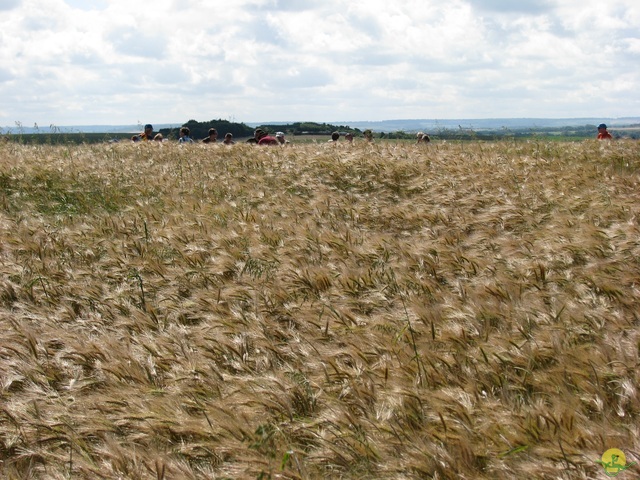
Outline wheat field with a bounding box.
[0,139,639,479]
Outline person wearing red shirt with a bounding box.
[254,128,278,145]
[597,123,613,140]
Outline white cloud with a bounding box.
[0,0,638,126]
[107,27,167,59]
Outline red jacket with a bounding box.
[597,131,613,140]
[258,136,278,145]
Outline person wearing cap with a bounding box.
[416,132,431,143]
[597,123,613,140]
[202,128,218,143]
[254,128,278,145]
[275,132,288,145]
[249,128,264,143]
[223,133,235,145]
[132,124,154,142]
[345,133,354,143]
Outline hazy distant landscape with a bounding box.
[3,117,640,135]
[341,117,640,133]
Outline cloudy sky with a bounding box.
[1,0,638,127]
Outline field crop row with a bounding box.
[0,140,639,478]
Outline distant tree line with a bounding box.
[255,122,363,136]
[158,119,255,140]
[157,120,367,140]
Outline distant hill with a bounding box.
[324,117,640,133]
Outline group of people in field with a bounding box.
[131,123,613,144]
[130,124,293,145]
[131,125,236,145]
[131,124,379,145]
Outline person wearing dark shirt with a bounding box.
[416,132,431,143]
[202,128,218,143]
[132,124,154,142]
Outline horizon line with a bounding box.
[3,115,640,130]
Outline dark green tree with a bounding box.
[159,119,254,140]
